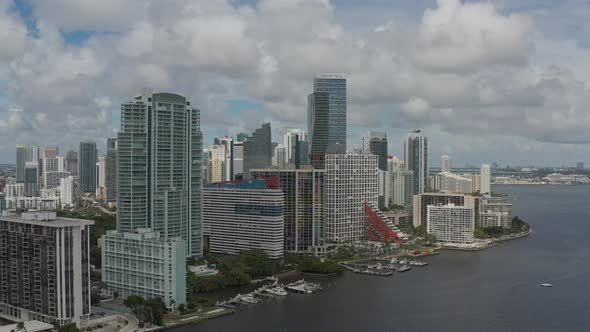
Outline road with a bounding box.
[80,195,116,216]
[93,306,139,332]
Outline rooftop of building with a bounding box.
[427,203,472,209]
[250,167,324,173]
[206,177,280,190]
[105,229,184,243]
[315,73,345,79]
[417,192,466,197]
[0,211,94,227]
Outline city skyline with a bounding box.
[0,1,588,330]
[1,1,590,166]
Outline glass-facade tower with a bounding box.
[308,74,347,169]
[105,138,117,202]
[404,133,429,194]
[243,123,272,179]
[117,92,203,257]
[16,144,39,183]
[79,140,97,193]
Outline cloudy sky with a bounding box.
[1,0,590,167]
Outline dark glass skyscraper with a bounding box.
[24,162,38,197]
[79,140,97,193]
[364,131,388,171]
[243,123,272,179]
[117,92,203,257]
[308,74,347,169]
[404,132,429,194]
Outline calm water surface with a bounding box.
[177,185,590,332]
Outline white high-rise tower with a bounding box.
[442,155,451,173]
[118,92,203,257]
[480,164,491,194]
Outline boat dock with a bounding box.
[339,258,429,277]
[216,279,323,308]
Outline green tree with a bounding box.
[237,250,272,278]
[415,225,427,237]
[91,292,102,305]
[124,295,145,307]
[57,324,80,332]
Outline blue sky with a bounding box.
[1,0,590,167]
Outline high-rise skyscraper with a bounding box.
[0,211,93,327]
[243,123,272,179]
[272,144,287,169]
[217,137,235,181]
[324,154,379,243]
[233,141,244,180]
[105,138,117,203]
[404,131,429,194]
[363,131,388,171]
[97,155,107,198]
[388,167,414,211]
[117,92,203,257]
[16,144,39,183]
[308,74,347,168]
[43,156,65,189]
[203,178,285,259]
[79,141,97,193]
[237,132,249,142]
[442,155,451,173]
[65,150,79,176]
[282,128,307,165]
[480,164,491,194]
[251,168,325,254]
[60,175,75,208]
[42,146,59,158]
[24,162,38,197]
[208,144,226,183]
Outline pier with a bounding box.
[339,258,429,276]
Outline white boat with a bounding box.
[287,285,313,294]
[541,283,553,288]
[408,260,428,267]
[390,258,398,264]
[238,294,260,304]
[265,287,288,296]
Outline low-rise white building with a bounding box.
[479,198,513,228]
[5,183,25,198]
[6,196,60,211]
[427,204,475,243]
[430,172,472,194]
[101,229,186,309]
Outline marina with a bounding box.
[216,279,323,308]
[339,258,429,276]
